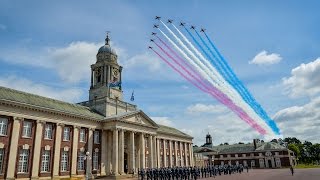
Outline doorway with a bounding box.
[124,152,128,173]
[268,160,272,168]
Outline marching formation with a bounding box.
[149,16,281,137]
[138,165,249,180]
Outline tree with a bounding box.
[284,137,301,144]
[224,142,229,145]
[238,142,244,144]
[288,143,300,159]
[310,144,320,163]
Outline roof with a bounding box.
[197,142,287,154]
[157,124,192,139]
[0,86,104,120]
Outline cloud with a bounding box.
[0,41,172,84]
[273,96,320,143]
[124,52,162,72]
[249,50,282,65]
[0,24,6,30]
[186,103,228,114]
[177,111,263,146]
[151,116,174,127]
[0,76,83,102]
[282,58,320,98]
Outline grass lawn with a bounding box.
[295,164,320,169]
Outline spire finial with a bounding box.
[105,31,110,45]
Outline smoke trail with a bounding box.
[156,35,204,83]
[156,27,270,135]
[161,22,275,135]
[203,32,280,135]
[151,45,266,134]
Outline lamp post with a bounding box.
[84,151,91,180]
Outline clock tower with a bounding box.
[89,33,123,102]
[86,33,129,116]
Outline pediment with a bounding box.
[116,110,159,128]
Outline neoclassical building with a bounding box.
[193,134,296,168]
[0,35,193,179]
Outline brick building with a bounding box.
[194,133,296,168]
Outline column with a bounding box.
[157,138,160,168]
[163,139,167,167]
[31,120,45,179]
[140,133,145,169]
[107,131,112,175]
[179,142,183,166]
[71,126,79,176]
[112,129,119,175]
[6,117,22,179]
[103,65,107,85]
[87,129,94,177]
[188,143,192,166]
[129,131,135,174]
[169,140,173,167]
[190,144,195,166]
[100,130,107,176]
[148,135,153,168]
[53,123,63,177]
[153,137,157,168]
[184,142,188,166]
[119,129,124,174]
[174,141,178,166]
[91,70,94,87]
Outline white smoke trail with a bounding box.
[159,21,275,136]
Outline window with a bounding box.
[41,150,50,172]
[22,121,32,138]
[77,152,85,171]
[79,129,86,142]
[251,160,255,167]
[61,151,69,172]
[94,131,100,144]
[44,124,53,139]
[18,149,29,173]
[0,118,8,136]
[93,152,99,170]
[0,148,4,174]
[63,127,70,141]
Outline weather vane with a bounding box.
[105,31,111,45]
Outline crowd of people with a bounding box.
[138,164,249,180]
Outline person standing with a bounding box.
[290,166,294,176]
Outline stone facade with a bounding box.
[0,35,193,179]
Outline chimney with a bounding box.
[253,139,257,149]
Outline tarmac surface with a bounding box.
[100,168,320,180]
[200,168,320,180]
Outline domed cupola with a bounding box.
[96,33,117,62]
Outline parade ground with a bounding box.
[201,168,320,180]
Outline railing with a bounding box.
[77,96,137,111]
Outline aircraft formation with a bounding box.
[148,16,281,138]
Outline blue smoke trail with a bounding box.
[182,27,228,79]
[202,32,280,135]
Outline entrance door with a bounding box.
[268,160,272,168]
[124,152,128,173]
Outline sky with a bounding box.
[1,0,320,146]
